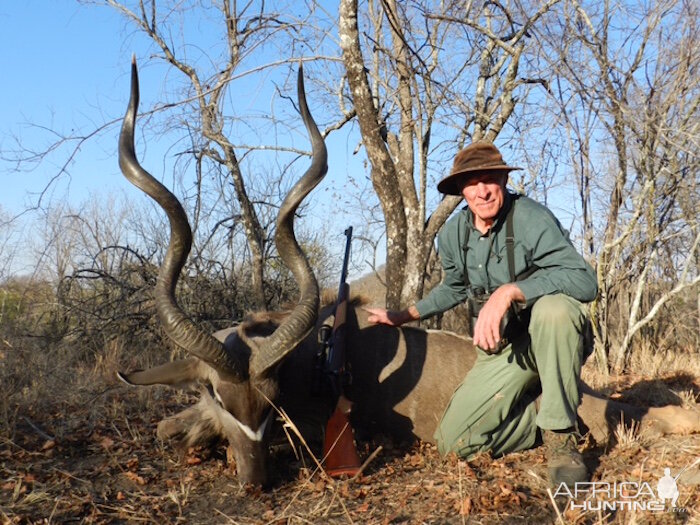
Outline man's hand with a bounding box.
[472,283,525,352]
[364,305,420,327]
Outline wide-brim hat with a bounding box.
[437,141,521,195]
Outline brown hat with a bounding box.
[437,141,521,195]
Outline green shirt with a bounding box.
[415,192,598,319]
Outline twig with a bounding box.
[48,497,60,523]
[526,468,546,484]
[0,437,29,453]
[52,468,92,485]
[256,390,353,524]
[213,508,240,524]
[350,446,383,482]
[93,502,154,522]
[86,386,121,405]
[546,488,566,525]
[674,456,700,482]
[21,416,55,441]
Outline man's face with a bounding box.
[459,170,508,228]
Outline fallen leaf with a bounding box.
[354,487,370,499]
[116,491,125,501]
[458,497,472,516]
[41,440,56,451]
[498,481,513,495]
[407,453,424,467]
[100,437,115,450]
[458,460,476,479]
[124,471,146,486]
[312,479,326,493]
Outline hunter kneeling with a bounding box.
[366,141,598,487]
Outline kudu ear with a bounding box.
[118,357,203,386]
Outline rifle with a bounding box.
[320,226,362,477]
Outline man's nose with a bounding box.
[476,182,490,197]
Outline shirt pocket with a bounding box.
[494,241,533,280]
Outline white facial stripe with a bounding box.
[236,412,269,441]
[218,405,273,442]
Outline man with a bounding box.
[366,141,598,486]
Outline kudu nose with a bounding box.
[234,450,270,487]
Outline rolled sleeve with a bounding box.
[415,216,469,319]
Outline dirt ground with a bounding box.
[1,372,699,524]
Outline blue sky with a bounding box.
[0,1,590,279]
[0,2,355,209]
[0,1,132,211]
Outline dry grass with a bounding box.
[612,419,654,452]
[1,331,698,524]
[626,340,700,380]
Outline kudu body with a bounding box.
[117,61,699,487]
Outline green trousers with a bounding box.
[434,294,588,458]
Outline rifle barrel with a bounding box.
[339,226,353,291]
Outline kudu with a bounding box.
[117,59,327,486]
[117,61,700,488]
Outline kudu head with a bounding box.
[117,58,327,486]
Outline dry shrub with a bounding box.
[626,340,700,380]
[0,247,310,443]
[0,273,164,440]
[612,419,654,451]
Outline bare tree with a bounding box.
[339,0,560,309]
[5,1,696,379]
[536,0,699,372]
[0,207,20,284]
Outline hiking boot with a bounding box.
[543,428,588,487]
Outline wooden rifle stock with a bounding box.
[322,228,361,477]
